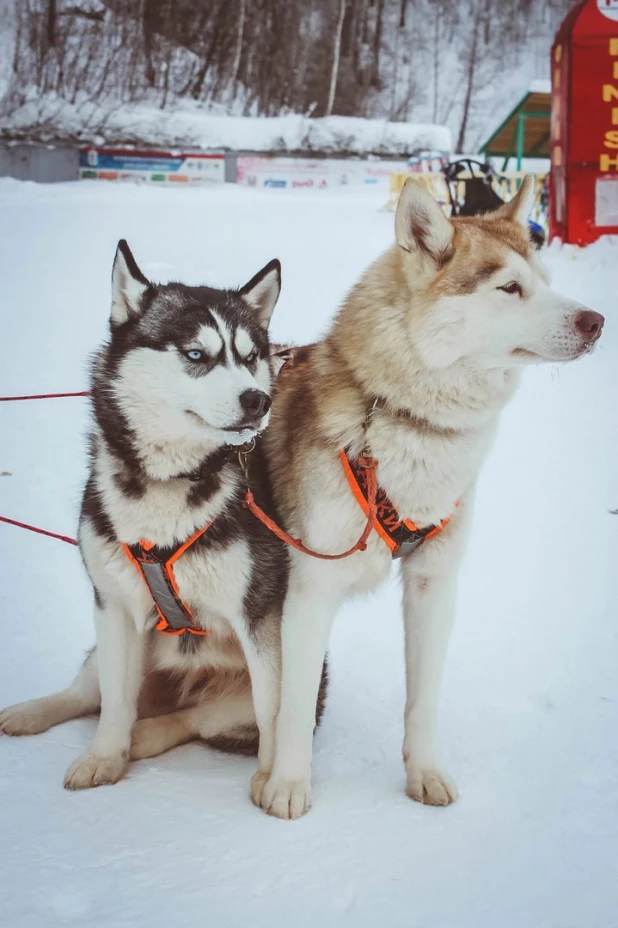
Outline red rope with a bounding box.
[243,456,379,560]
[0,516,78,546]
[0,391,89,401]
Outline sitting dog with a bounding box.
[251,177,604,819]
[0,241,326,791]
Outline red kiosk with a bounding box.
[550,0,618,243]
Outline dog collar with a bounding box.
[368,396,465,437]
[173,440,256,482]
[340,450,452,558]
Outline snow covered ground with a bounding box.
[0,179,616,928]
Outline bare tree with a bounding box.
[230,0,246,98]
[326,0,346,116]
[2,0,578,143]
[46,0,57,50]
[370,0,384,88]
[456,4,483,152]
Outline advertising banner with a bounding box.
[236,156,410,190]
[79,148,225,184]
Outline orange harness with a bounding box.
[339,451,453,558]
[122,449,453,635]
[122,529,211,636]
[244,449,453,561]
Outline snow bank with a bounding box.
[2,94,451,155]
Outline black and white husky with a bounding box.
[0,241,325,793]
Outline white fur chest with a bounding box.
[93,445,240,547]
[83,447,252,637]
[367,415,498,526]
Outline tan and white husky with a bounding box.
[249,176,604,819]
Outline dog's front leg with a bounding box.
[234,614,281,795]
[400,500,472,806]
[254,564,339,820]
[64,600,143,790]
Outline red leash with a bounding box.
[0,391,89,401]
[0,391,85,544]
[0,516,78,546]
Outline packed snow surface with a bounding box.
[0,180,616,928]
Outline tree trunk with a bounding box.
[431,2,441,123]
[456,11,481,153]
[371,0,384,88]
[230,0,246,97]
[325,0,346,116]
[46,0,56,49]
[142,0,157,88]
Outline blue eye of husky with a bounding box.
[245,350,258,364]
[185,349,204,362]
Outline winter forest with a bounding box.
[0,0,574,150]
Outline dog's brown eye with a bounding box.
[498,281,522,297]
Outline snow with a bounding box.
[0,179,616,928]
[528,79,552,94]
[2,98,451,156]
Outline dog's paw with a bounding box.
[250,770,271,808]
[63,752,128,790]
[255,774,312,820]
[405,766,458,806]
[0,701,51,736]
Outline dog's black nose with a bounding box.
[575,310,604,340]
[239,389,271,419]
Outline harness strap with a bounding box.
[122,523,212,635]
[243,456,379,560]
[340,450,452,559]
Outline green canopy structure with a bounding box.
[479,84,551,170]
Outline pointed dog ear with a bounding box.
[238,259,281,329]
[493,174,535,228]
[111,240,150,326]
[395,178,454,266]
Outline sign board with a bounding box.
[79,148,225,184]
[550,0,618,243]
[236,156,412,189]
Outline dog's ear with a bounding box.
[395,179,453,265]
[238,259,281,329]
[111,240,150,326]
[492,174,535,228]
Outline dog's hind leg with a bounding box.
[131,679,257,760]
[0,648,101,736]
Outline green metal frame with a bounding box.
[479,90,550,168]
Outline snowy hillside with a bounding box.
[0,180,616,928]
[0,0,571,152]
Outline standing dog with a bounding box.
[0,242,325,790]
[251,177,605,819]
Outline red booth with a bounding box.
[550,0,618,244]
